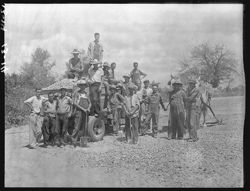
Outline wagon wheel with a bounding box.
[88,116,105,142]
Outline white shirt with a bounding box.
[24,96,46,114]
[137,87,153,101]
[88,66,104,83]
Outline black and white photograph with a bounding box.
[4,3,244,187]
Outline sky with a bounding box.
[4,4,243,87]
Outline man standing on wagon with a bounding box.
[130,62,147,91]
[87,32,104,63]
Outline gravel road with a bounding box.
[5,96,244,187]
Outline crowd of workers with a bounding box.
[24,32,204,149]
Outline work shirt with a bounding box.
[87,41,104,62]
[169,89,186,114]
[137,87,153,101]
[57,96,72,114]
[186,87,202,110]
[110,69,115,80]
[125,94,140,118]
[69,57,82,71]
[43,100,57,117]
[88,66,104,83]
[149,92,164,113]
[130,69,146,84]
[24,96,46,114]
[109,93,121,110]
[122,81,136,96]
[73,90,91,111]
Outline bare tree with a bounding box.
[178,43,239,88]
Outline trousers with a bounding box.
[186,106,201,140]
[41,115,56,144]
[89,82,101,114]
[71,110,88,144]
[55,113,69,143]
[28,113,43,147]
[125,116,139,144]
[168,105,185,139]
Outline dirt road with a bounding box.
[5,96,244,187]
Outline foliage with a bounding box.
[5,48,56,128]
[178,43,239,88]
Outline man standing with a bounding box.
[55,88,73,147]
[121,74,136,96]
[24,89,46,149]
[41,92,57,147]
[130,62,147,91]
[185,79,202,142]
[124,84,140,144]
[110,62,116,80]
[67,49,84,80]
[87,32,104,63]
[71,79,91,147]
[148,84,166,138]
[168,79,186,140]
[88,59,104,115]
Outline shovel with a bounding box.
[80,111,89,147]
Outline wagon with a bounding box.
[41,78,123,142]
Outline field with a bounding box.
[5,96,245,187]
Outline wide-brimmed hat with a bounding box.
[91,59,99,65]
[77,79,87,86]
[128,84,138,90]
[143,80,150,84]
[103,62,110,68]
[60,87,67,91]
[188,79,197,84]
[109,84,117,90]
[172,79,183,85]
[123,74,130,78]
[71,49,80,54]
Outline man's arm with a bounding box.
[24,96,34,111]
[159,95,166,111]
[139,70,147,79]
[99,44,104,62]
[87,42,92,59]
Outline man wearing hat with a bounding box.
[88,59,104,115]
[71,79,91,147]
[148,84,166,138]
[168,79,186,140]
[67,49,84,80]
[108,84,121,135]
[55,87,73,147]
[124,83,140,144]
[121,74,136,97]
[130,62,147,91]
[137,79,153,134]
[185,79,202,142]
[87,32,104,62]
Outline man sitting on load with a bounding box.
[67,49,84,80]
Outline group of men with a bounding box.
[24,32,204,149]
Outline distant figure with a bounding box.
[24,89,46,149]
[67,49,84,80]
[148,84,166,138]
[185,79,202,142]
[130,62,147,91]
[168,79,186,140]
[110,62,116,80]
[87,32,104,63]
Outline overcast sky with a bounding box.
[4,4,243,86]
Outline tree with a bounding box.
[21,47,56,89]
[178,43,239,88]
